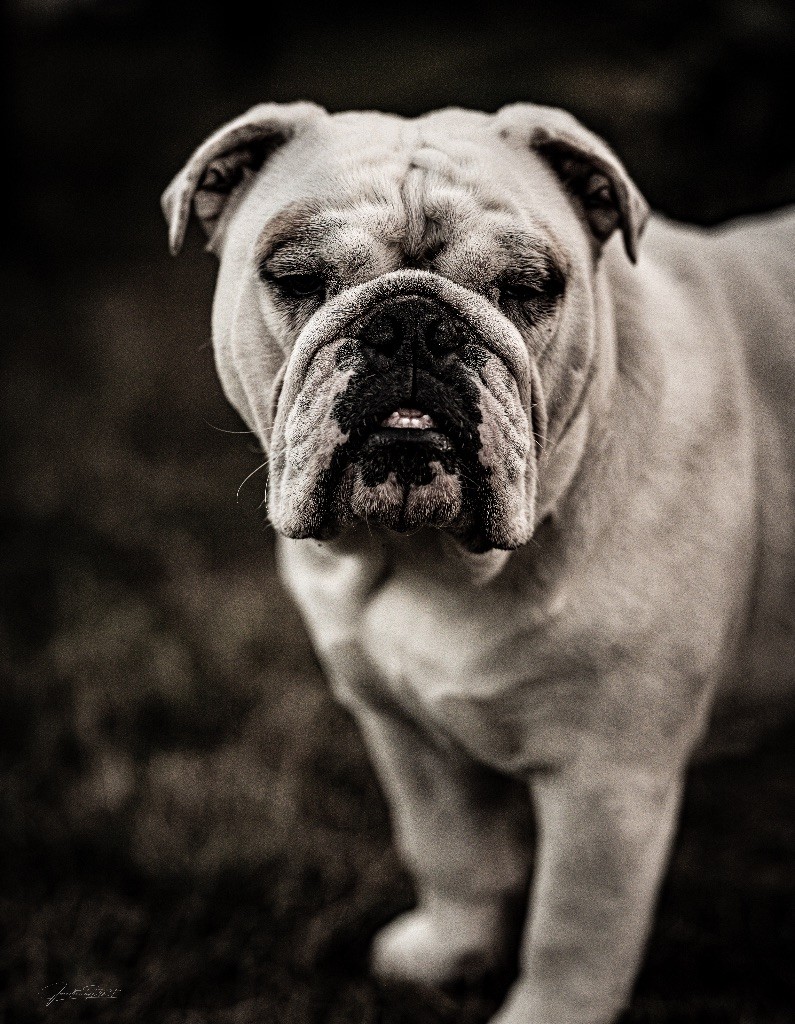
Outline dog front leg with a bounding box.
[347,699,531,986]
[493,762,683,1024]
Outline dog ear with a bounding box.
[161,101,324,255]
[496,103,649,263]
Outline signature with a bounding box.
[41,983,121,1007]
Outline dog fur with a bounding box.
[163,102,795,1024]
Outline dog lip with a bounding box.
[361,426,456,452]
[380,407,436,430]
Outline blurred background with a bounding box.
[2,1,795,1021]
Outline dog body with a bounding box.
[164,104,795,1024]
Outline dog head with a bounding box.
[163,102,648,551]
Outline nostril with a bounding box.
[363,313,402,353]
[430,318,465,354]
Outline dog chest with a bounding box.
[358,572,590,770]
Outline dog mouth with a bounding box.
[319,326,490,539]
[349,400,458,471]
[326,392,472,539]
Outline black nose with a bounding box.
[358,296,470,362]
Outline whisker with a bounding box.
[236,461,269,503]
[204,419,255,436]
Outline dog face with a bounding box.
[163,103,647,551]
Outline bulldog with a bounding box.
[162,101,795,1024]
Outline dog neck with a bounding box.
[311,525,513,590]
[536,250,668,560]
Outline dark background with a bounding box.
[2,2,795,1021]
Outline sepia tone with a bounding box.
[2,3,794,1022]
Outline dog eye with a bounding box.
[259,266,323,299]
[500,264,565,309]
[272,273,326,299]
[501,281,546,303]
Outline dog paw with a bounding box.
[370,906,501,986]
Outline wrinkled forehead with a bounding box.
[308,106,524,205]
[249,109,568,280]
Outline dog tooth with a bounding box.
[379,408,436,429]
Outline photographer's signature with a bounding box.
[41,983,121,1007]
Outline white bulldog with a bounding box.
[163,101,795,1024]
